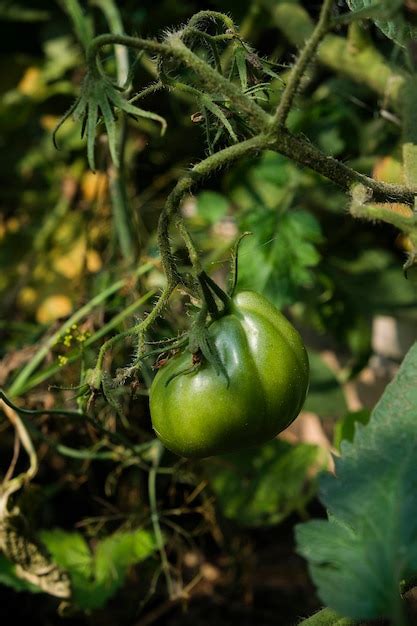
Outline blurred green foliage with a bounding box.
[1,1,417,624]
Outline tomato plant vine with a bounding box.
[3,1,417,624]
[52,1,417,401]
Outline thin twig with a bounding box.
[148,444,175,599]
[0,398,38,517]
[273,0,334,128]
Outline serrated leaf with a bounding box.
[206,439,321,526]
[40,529,92,592]
[296,342,417,621]
[41,528,157,610]
[94,529,156,589]
[237,208,322,308]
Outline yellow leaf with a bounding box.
[40,114,60,131]
[18,286,37,308]
[53,236,86,279]
[18,67,42,96]
[373,156,404,185]
[36,295,72,324]
[81,171,108,203]
[86,249,102,273]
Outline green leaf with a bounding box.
[111,88,167,135]
[346,0,416,47]
[234,45,248,91]
[206,439,321,526]
[296,342,417,621]
[196,191,229,223]
[58,0,94,51]
[99,91,119,167]
[54,71,167,171]
[200,94,238,144]
[87,99,99,171]
[237,207,322,309]
[333,409,371,450]
[40,529,93,606]
[40,528,157,609]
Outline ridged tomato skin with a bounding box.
[149,291,309,458]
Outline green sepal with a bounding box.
[53,68,167,170]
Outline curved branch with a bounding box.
[273,129,415,205]
[159,134,271,278]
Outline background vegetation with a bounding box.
[2,1,417,624]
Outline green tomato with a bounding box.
[149,290,309,458]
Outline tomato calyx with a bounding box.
[198,271,231,319]
[152,234,252,386]
[164,295,230,387]
[152,273,232,386]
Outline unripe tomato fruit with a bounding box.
[149,291,309,458]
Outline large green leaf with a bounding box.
[237,208,322,309]
[296,342,417,621]
[206,439,321,526]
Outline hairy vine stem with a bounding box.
[93,284,176,378]
[272,129,415,205]
[87,32,269,133]
[78,0,417,388]
[85,30,415,216]
[273,0,334,128]
[159,134,270,280]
